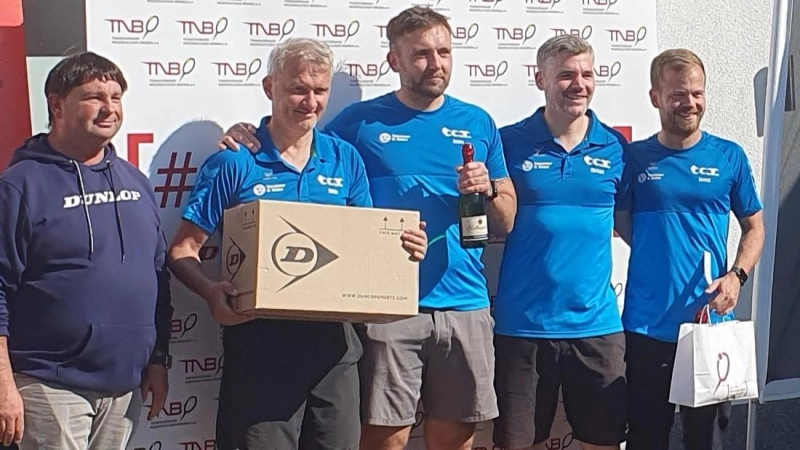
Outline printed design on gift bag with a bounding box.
[714,352,730,395]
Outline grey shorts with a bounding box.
[357,307,498,426]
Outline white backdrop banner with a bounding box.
[83,1,658,449]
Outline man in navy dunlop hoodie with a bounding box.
[0,52,173,450]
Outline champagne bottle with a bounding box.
[459,143,489,248]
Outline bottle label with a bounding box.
[462,215,488,240]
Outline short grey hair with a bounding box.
[267,37,334,76]
[536,35,594,68]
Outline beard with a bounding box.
[662,107,703,137]
[407,72,450,99]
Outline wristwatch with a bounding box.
[731,266,748,286]
[486,180,499,200]
[149,350,172,369]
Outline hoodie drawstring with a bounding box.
[72,160,95,260]
[107,161,126,263]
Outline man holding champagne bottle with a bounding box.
[491,35,628,450]
[219,6,517,450]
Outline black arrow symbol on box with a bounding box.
[400,217,405,230]
[383,217,388,229]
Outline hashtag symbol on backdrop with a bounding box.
[155,152,198,208]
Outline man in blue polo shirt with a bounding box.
[219,7,517,449]
[615,49,765,450]
[168,38,427,450]
[492,35,627,450]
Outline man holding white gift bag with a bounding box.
[615,49,765,450]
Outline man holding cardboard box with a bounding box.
[168,38,427,450]
[221,6,518,450]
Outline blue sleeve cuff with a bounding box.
[0,325,8,337]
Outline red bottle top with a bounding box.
[462,143,474,164]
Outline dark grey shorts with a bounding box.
[493,332,628,448]
[216,319,361,450]
[357,307,498,426]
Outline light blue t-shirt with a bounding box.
[493,108,626,338]
[619,132,763,342]
[324,93,509,311]
[183,116,372,234]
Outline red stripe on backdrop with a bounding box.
[612,125,632,143]
[0,0,32,170]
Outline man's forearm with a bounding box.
[153,269,174,354]
[487,179,516,237]
[167,256,215,302]
[0,337,14,385]
[733,226,765,274]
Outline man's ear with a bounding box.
[263,76,274,100]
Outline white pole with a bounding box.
[749,0,792,448]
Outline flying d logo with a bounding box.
[225,238,246,280]
[271,217,339,291]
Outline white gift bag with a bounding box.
[668,306,759,407]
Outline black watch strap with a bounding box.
[731,267,748,286]
[149,350,172,369]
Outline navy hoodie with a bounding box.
[0,134,173,394]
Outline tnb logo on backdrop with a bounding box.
[607,26,648,51]
[494,24,536,50]
[376,24,389,48]
[142,58,196,88]
[178,355,223,383]
[469,0,506,13]
[145,395,199,427]
[311,21,361,48]
[465,61,509,87]
[551,25,593,40]
[171,313,199,344]
[244,19,295,47]
[178,440,216,450]
[177,17,229,46]
[451,23,480,49]
[105,16,159,45]
[525,0,564,15]
[283,0,328,7]
[594,61,622,87]
[218,0,262,6]
[582,0,620,15]
[212,58,264,88]
[338,59,392,88]
[522,63,539,87]
[348,0,390,10]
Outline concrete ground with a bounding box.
[668,399,800,449]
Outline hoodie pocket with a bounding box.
[56,324,156,393]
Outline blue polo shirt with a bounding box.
[619,132,762,342]
[324,93,509,311]
[494,108,625,338]
[183,116,372,234]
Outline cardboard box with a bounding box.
[222,199,420,322]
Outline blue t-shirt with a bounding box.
[493,108,626,338]
[619,132,763,342]
[183,116,372,234]
[324,93,509,311]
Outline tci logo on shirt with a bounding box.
[442,126,472,144]
[584,155,611,174]
[691,164,719,183]
[317,175,344,188]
